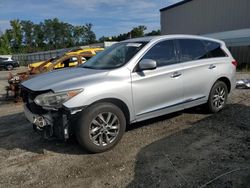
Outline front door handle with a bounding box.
[209,64,216,69]
[171,72,182,78]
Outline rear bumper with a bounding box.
[13,62,20,67]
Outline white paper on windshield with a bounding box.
[126,43,142,47]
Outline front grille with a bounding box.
[21,86,50,114]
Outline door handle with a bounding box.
[209,64,216,69]
[171,72,182,78]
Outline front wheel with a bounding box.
[76,102,126,153]
[6,64,14,71]
[207,81,228,113]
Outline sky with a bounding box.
[0,0,182,38]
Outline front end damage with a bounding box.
[21,87,82,140]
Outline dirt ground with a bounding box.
[0,68,249,188]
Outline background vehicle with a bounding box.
[28,47,104,70]
[66,47,104,58]
[6,54,87,101]
[29,54,86,73]
[0,57,19,70]
[21,35,236,153]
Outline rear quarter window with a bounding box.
[203,40,227,58]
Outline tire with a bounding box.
[6,64,14,71]
[76,102,126,153]
[207,81,228,113]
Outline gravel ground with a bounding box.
[0,68,249,188]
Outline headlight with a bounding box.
[34,89,82,108]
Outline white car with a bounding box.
[21,35,237,153]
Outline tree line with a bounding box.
[0,18,160,55]
[99,25,160,42]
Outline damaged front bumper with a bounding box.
[21,86,85,140]
[24,104,52,128]
[23,103,80,140]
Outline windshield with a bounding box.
[80,42,148,69]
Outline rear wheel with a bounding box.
[6,64,14,71]
[207,81,228,113]
[76,102,126,153]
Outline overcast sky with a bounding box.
[0,0,181,38]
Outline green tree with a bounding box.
[21,20,34,52]
[10,19,22,52]
[145,29,161,36]
[73,25,85,45]
[43,19,55,49]
[43,18,77,49]
[83,23,96,44]
[99,25,150,42]
[98,36,107,42]
[33,23,45,50]
[130,25,147,38]
[0,32,11,54]
[62,23,74,47]
[0,19,101,54]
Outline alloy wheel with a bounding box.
[212,86,226,109]
[89,112,120,146]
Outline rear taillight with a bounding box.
[232,60,238,67]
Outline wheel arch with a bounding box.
[5,63,14,69]
[216,77,231,93]
[91,98,131,125]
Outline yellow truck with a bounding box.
[28,47,104,70]
[7,47,104,101]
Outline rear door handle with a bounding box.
[171,72,182,78]
[209,64,216,69]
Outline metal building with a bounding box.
[160,0,250,68]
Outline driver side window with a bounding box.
[61,56,78,68]
[142,40,178,67]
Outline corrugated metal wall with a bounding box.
[160,0,250,66]
[161,0,250,35]
[229,46,250,66]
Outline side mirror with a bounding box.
[139,59,157,71]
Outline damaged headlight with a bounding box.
[34,89,82,108]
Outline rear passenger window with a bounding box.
[178,39,208,62]
[142,40,178,67]
[203,41,227,58]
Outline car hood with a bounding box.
[22,67,109,92]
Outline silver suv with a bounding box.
[21,35,236,153]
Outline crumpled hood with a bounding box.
[22,67,109,92]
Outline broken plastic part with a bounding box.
[236,79,250,89]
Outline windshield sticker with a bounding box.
[126,43,142,47]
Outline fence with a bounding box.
[11,41,117,66]
[12,49,65,66]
